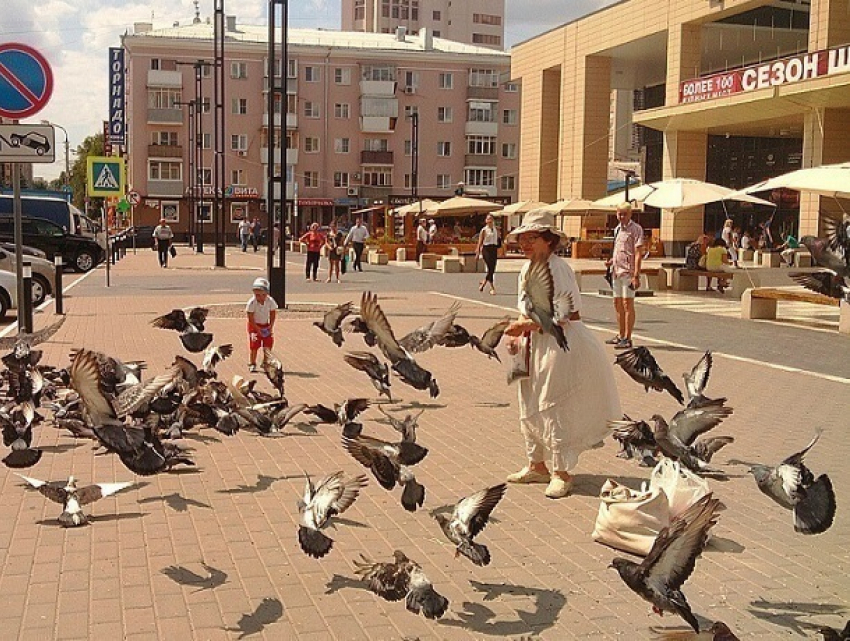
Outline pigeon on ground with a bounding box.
[341,315,377,347]
[650,399,735,473]
[788,270,850,301]
[434,483,506,566]
[313,302,354,347]
[377,406,423,442]
[608,414,658,466]
[682,351,725,409]
[260,347,285,396]
[359,291,439,398]
[342,435,427,512]
[615,346,685,404]
[399,301,462,354]
[748,430,836,535]
[17,474,134,527]
[304,398,369,437]
[343,351,392,401]
[117,426,195,476]
[151,307,213,353]
[297,471,368,558]
[353,550,449,620]
[818,620,850,641]
[520,259,569,351]
[611,494,722,633]
[1,402,43,468]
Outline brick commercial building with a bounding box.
[121,17,519,242]
[512,0,850,255]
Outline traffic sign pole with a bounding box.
[12,163,24,328]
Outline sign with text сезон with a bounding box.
[0,123,55,163]
[87,155,125,197]
[680,43,850,104]
[108,48,125,145]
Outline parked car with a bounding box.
[0,216,105,272]
[0,242,47,259]
[125,225,156,249]
[0,248,54,306]
[0,269,18,319]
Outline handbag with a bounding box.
[506,332,530,385]
[592,479,670,556]
[649,458,710,519]
[169,245,177,258]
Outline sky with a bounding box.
[0,0,617,181]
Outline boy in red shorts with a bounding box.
[246,277,278,372]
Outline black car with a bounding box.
[0,216,105,272]
[125,225,157,249]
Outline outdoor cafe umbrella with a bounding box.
[425,196,503,217]
[593,178,773,211]
[542,198,615,214]
[740,162,850,199]
[492,200,550,216]
[393,199,441,216]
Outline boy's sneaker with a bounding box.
[604,335,621,345]
[248,364,257,373]
[614,338,633,350]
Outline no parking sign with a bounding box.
[0,43,53,119]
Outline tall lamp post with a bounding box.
[41,120,70,192]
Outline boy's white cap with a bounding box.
[252,277,270,291]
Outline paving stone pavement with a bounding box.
[0,248,847,640]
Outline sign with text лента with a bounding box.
[87,155,125,197]
[0,123,55,163]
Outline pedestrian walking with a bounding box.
[152,218,174,268]
[604,203,644,350]
[722,219,738,267]
[475,213,500,295]
[415,218,429,263]
[251,217,263,252]
[238,218,250,252]
[299,223,325,281]
[245,277,278,373]
[325,221,344,283]
[503,209,621,499]
[344,217,369,272]
[272,223,281,252]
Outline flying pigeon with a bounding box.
[608,414,658,466]
[434,483,506,566]
[800,235,850,278]
[788,270,850,301]
[17,474,134,527]
[202,343,233,377]
[313,301,354,347]
[342,351,392,401]
[823,213,850,266]
[304,398,369,438]
[297,471,368,558]
[399,301,462,354]
[520,259,569,351]
[341,315,377,347]
[818,620,850,641]
[353,550,449,620]
[377,406,423,442]
[0,316,66,352]
[359,291,439,398]
[468,317,511,362]
[261,348,285,396]
[68,348,145,394]
[650,399,735,473]
[342,435,427,512]
[151,307,213,353]
[748,430,836,535]
[615,346,685,405]
[682,351,725,409]
[610,494,722,633]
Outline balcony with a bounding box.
[262,182,296,200]
[359,80,397,96]
[262,112,298,129]
[263,77,297,94]
[464,153,497,167]
[462,184,496,197]
[360,150,393,165]
[467,86,499,101]
[259,147,299,165]
[147,144,183,158]
[465,120,499,137]
[361,97,398,118]
[147,69,182,88]
[360,116,397,133]
[147,180,184,197]
[147,108,183,124]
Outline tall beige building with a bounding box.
[341,0,505,50]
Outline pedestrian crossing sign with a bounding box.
[87,156,125,197]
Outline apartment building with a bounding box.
[122,18,519,239]
[342,0,505,50]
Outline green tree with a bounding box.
[70,132,105,211]
[31,178,49,190]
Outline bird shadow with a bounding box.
[183,432,221,445]
[166,467,203,476]
[705,535,745,554]
[748,600,847,636]
[644,345,699,354]
[38,442,84,454]
[217,474,302,495]
[473,401,511,409]
[138,492,211,512]
[223,597,284,640]
[290,422,318,435]
[570,474,650,498]
[439,580,566,636]
[286,371,320,379]
[324,574,370,595]
[87,511,148,524]
[332,517,370,529]
[392,401,447,411]
[161,563,228,592]
[726,457,759,468]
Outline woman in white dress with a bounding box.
[503,209,622,498]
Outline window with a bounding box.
[437,174,451,189]
[433,30,440,37]
[201,63,212,78]
[151,131,178,146]
[334,138,350,153]
[433,10,441,20]
[404,174,412,189]
[355,0,366,19]
[230,134,248,151]
[304,101,320,118]
[362,166,392,187]
[362,65,395,82]
[150,59,160,70]
[304,171,319,188]
[380,0,389,17]
[230,202,248,223]
[465,168,495,187]
[503,109,518,125]
[231,98,248,115]
[304,136,320,153]
[334,172,350,188]
[504,82,519,92]
[437,141,451,157]
[334,103,350,119]
[161,201,179,223]
[198,168,212,185]
[231,169,245,185]
[438,73,453,90]
[472,34,502,46]
[437,107,452,122]
[468,101,497,122]
[147,88,181,109]
[412,0,419,20]
[199,99,211,114]
[334,67,351,85]
[501,142,517,159]
[404,71,418,88]
[364,138,389,152]
[404,140,412,156]
[230,62,247,79]
[500,175,515,191]
[202,133,212,149]
[287,59,298,78]
[404,105,418,118]
[467,136,496,155]
[148,161,181,181]
[304,66,320,82]
[469,69,499,88]
[473,13,502,25]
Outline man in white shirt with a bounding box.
[416,218,429,263]
[344,217,369,272]
[427,219,438,244]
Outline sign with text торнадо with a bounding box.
[87,155,125,197]
[108,48,125,145]
[0,123,55,163]
[0,43,53,119]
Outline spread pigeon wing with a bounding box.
[521,259,556,319]
[151,310,189,332]
[453,483,506,538]
[0,316,66,350]
[17,474,68,504]
[76,481,134,506]
[479,317,512,350]
[188,307,209,331]
[359,292,407,363]
[399,301,462,354]
[822,214,850,259]
[353,554,411,601]
[114,366,180,418]
[667,401,733,446]
[323,302,354,332]
[70,350,118,421]
[684,351,712,401]
[788,271,842,298]
[608,416,657,447]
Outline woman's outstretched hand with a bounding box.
[504,318,540,337]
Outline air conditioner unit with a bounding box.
[237,150,247,157]
[353,172,362,180]
[404,85,416,95]
[347,187,359,197]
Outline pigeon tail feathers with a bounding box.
[458,539,491,566]
[297,526,334,558]
[794,474,837,535]
[400,478,425,512]
[406,586,449,619]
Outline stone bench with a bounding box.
[419,253,438,269]
[792,250,812,267]
[672,268,735,291]
[576,267,665,292]
[740,248,754,262]
[761,251,782,267]
[368,250,388,265]
[742,287,848,334]
[438,256,462,273]
[458,254,483,273]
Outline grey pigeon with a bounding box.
[340,315,377,347]
[520,259,568,351]
[800,236,850,278]
[434,483,506,566]
[468,317,511,362]
[823,213,850,266]
[313,301,354,347]
[748,430,836,535]
[615,346,684,404]
[353,550,449,620]
[151,307,213,353]
[611,494,722,632]
[608,414,658,465]
[399,301,462,354]
[789,270,850,301]
[342,435,427,512]
[297,471,368,558]
[377,406,423,442]
[201,343,233,377]
[343,351,392,400]
[261,347,285,396]
[651,399,735,473]
[1,402,42,468]
[683,351,725,409]
[18,474,134,527]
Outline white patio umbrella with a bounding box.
[542,198,616,214]
[426,196,503,217]
[593,178,773,211]
[393,199,440,216]
[740,162,850,199]
[492,199,549,216]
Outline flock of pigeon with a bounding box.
[0,247,844,637]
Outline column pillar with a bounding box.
[538,67,562,203]
[661,130,708,256]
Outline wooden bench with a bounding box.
[575,267,665,292]
[672,268,735,291]
[742,287,850,334]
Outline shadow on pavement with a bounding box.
[286,371,320,379]
[705,535,746,554]
[217,473,302,495]
[324,574,369,595]
[161,562,228,592]
[748,599,847,636]
[38,443,85,454]
[138,492,211,512]
[570,473,649,498]
[392,400,448,411]
[224,597,284,640]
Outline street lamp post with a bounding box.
[41,120,70,192]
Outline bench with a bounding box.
[575,267,666,292]
[672,269,735,292]
[438,256,462,273]
[418,253,438,270]
[457,254,483,273]
[742,287,850,334]
[367,250,388,265]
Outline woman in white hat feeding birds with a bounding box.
[503,209,621,498]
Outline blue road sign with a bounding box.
[0,43,54,119]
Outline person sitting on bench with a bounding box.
[705,238,734,293]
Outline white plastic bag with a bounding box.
[649,458,710,519]
[592,479,670,557]
[506,333,530,385]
